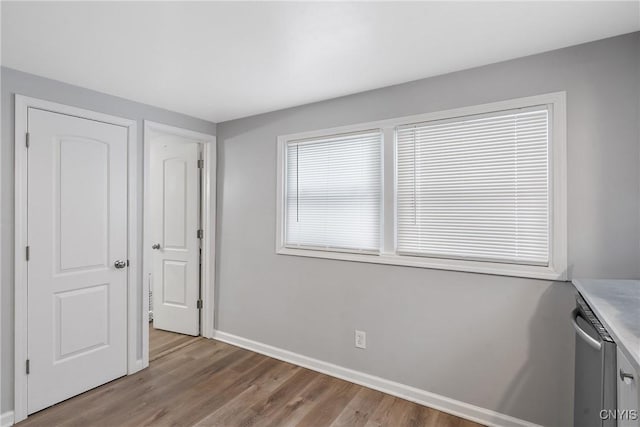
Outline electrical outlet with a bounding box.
[355,330,366,349]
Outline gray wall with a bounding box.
[215,32,640,426]
[0,67,217,412]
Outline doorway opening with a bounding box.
[142,121,216,367]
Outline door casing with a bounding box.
[13,95,139,424]
[142,121,216,365]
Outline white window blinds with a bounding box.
[285,130,382,253]
[396,107,550,265]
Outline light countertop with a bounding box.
[573,279,640,373]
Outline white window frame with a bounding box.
[276,92,567,280]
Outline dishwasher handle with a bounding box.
[571,308,602,351]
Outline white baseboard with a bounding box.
[210,330,541,427]
[1,411,14,427]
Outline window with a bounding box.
[277,93,567,280]
[284,130,382,253]
[396,107,549,265]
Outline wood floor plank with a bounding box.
[263,375,337,427]
[295,377,361,427]
[400,402,439,427]
[391,399,436,427]
[225,368,319,427]
[122,350,261,426]
[153,355,277,426]
[17,326,486,427]
[428,410,466,427]
[194,361,300,426]
[330,387,386,427]
[364,394,399,427]
[149,324,201,361]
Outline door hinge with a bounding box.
[26,359,30,375]
[197,159,204,169]
[197,229,203,239]
[26,132,30,148]
[197,299,203,309]
[26,246,30,261]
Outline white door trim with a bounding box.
[142,121,216,365]
[13,95,139,423]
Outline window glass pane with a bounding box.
[396,107,549,265]
[286,130,382,252]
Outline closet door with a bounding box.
[27,107,128,414]
[150,134,201,336]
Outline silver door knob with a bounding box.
[152,243,161,250]
[114,260,127,269]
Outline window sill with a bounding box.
[276,246,568,281]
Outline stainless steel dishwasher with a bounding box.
[573,294,617,427]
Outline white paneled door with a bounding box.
[150,134,201,336]
[26,108,129,414]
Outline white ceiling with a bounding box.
[2,1,639,123]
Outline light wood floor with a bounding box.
[149,323,201,361]
[18,326,484,427]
